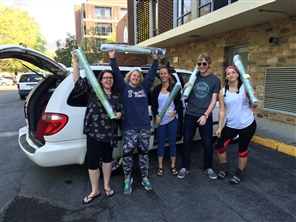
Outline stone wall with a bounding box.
[161,16,296,125]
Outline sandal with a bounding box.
[82,193,101,204]
[157,168,164,177]
[229,176,241,185]
[217,171,228,180]
[171,167,179,176]
[105,189,115,197]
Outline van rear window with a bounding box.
[19,74,43,82]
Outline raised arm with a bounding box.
[108,50,126,92]
[143,53,159,90]
[72,49,80,83]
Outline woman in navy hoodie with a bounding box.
[108,50,158,194]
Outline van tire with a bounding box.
[98,157,122,177]
[20,95,26,100]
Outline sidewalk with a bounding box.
[252,117,296,157]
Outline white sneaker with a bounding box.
[177,168,189,179]
[204,168,217,179]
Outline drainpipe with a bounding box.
[134,0,137,44]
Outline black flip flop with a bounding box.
[105,189,115,197]
[156,168,164,177]
[82,193,101,204]
[171,167,179,176]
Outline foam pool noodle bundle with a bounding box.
[181,65,199,100]
[100,44,166,59]
[233,54,259,105]
[75,48,115,119]
[154,82,181,128]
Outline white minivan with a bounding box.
[18,72,46,99]
[0,44,220,175]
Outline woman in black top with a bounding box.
[72,50,123,204]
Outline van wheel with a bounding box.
[20,95,26,100]
[99,157,122,176]
[111,157,122,176]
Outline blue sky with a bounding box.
[4,0,83,44]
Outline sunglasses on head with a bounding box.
[197,62,208,67]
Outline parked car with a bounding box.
[17,72,46,99]
[0,77,14,86]
[0,44,221,175]
[2,76,17,85]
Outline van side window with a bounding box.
[178,72,193,88]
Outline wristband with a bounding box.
[203,114,208,119]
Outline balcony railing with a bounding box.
[86,15,112,20]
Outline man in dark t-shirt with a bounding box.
[178,53,221,180]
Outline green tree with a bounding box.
[105,32,116,44]
[78,28,117,65]
[54,33,77,67]
[78,27,104,65]
[0,1,46,73]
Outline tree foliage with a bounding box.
[104,32,116,44]
[53,27,117,67]
[0,1,46,73]
[53,33,77,67]
[78,27,104,65]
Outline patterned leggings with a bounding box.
[122,129,150,179]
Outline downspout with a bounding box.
[134,0,137,45]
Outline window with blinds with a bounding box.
[263,67,296,116]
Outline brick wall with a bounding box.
[116,14,128,43]
[74,5,82,43]
[103,51,148,66]
[162,16,296,125]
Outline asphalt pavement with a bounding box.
[1,86,295,221]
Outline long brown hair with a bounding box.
[223,66,242,97]
[159,65,173,91]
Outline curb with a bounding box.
[252,135,296,157]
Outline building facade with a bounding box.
[127,0,296,125]
[74,0,127,44]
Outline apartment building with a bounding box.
[126,0,296,125]
[74,0,127,44]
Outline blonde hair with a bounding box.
[124,69,144,86]
[197,53,212,64]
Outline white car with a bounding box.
[0,77,14,86]
[18,72,46,99]
[0,44,220,175]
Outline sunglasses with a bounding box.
[197,62,208,66]
[102,76,114,80]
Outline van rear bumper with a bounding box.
[18,90,31,96]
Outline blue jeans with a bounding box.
[156,117,178,157]
[182,114,214,171]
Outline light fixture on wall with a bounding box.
[258,9,291,17]
[269,37,280,44]
[189,35,201,38]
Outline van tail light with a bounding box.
[42,113,68,136]
[17,84,20,89]
[23,102,27,119]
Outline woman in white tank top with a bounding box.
[214,66,258,185]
